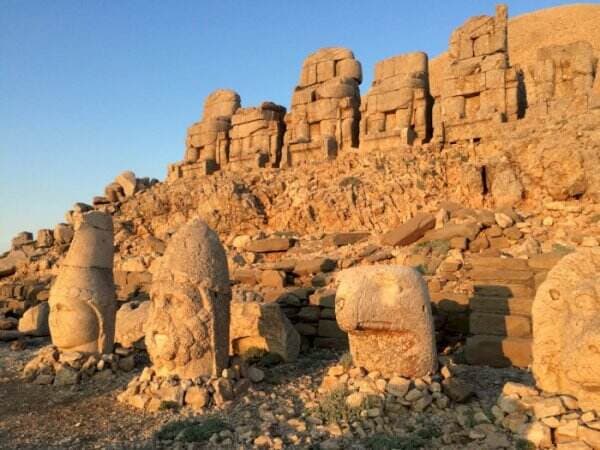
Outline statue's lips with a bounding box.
[355,321,402,332]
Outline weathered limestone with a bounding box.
[227,102,286,169]
[282,47,362,166]
[335,266,437,377]
[168,89,241,179]
[436,4,519,143]
[360,52,431,149]
[115,301,150,348]
[230,302,300,362]
[145,218,231,379]
[527,41,597,116]
[48,211,116,354]
[532,248,600,411]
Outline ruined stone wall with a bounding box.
[228,102,286,170]
[282,47,362,166]
[435,4,519,144]
[360,52,431,150]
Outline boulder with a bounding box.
[53,223,74,244]
[18,303,50,336]
[532,248,600,411]
[115,171,138,197]
[381,213,435,246]
[115,301,150,348]
[245,238,293,253]
[336,266,437,377]
[230,302,300,362]
[11,231,33,250]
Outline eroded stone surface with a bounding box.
[145,218,231,379]
[48,211,116,355]
[532,248,600,411]
[335,265,437,377]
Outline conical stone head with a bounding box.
[48,211,116,354]
[145,218,231,379]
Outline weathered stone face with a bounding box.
[335,266,437,377]
[227,102,286,169]
[145,218,231,379]
[532,248,600,412]
[48,211,116,355]
[528,41,596,116]
[283,47,362,166]
[360,52,431,149]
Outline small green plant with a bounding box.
[155,417,229,443]
[552,243,575,255]
[312,388,360,424]
[339,352,353,370]
[415,239,450,256]
[241,347,267,364]
[515,438,536,450]
[158,400,180,411]
[365,433,427,450]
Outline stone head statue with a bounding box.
[336,265,437,377]
[533,248,600,411]
[145,218,231,379]
[49,211,116,354]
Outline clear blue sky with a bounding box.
[0,0,576,251]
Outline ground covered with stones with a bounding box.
[0,338,536,449]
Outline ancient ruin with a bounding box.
[48,211,116,355]
[532,248,600,412]
[360,52,431,149]
[282,47,362,165]
[2,2,600,448]
[527,41,598,116]
[168,89,241,179]
[335,266,437,378]
[227,102,286,170]
[435,4,519,143]
[145,218,231,379]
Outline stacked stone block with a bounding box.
[227,102,286,170]
[437,4,519,143]
[464,255,560,368]
[360,52,431,149]
[168,89,241,180]
[527,41,599,116]
[282,47,362,166]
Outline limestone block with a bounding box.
[336,266,437,377]
[36,229,54,248]
[145,218,231,379]
[230,302,300,362]
[116,171,137,197]
[380,213,435,247]
[49,211,116,355]
[202,89,241,120]
[532,248,600,412]
[115,301,150,348]
[465,335,532,368]
[18,302,50,336]
[541,143,587,201]
[11,231,33,250]
[284,47,361,164]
